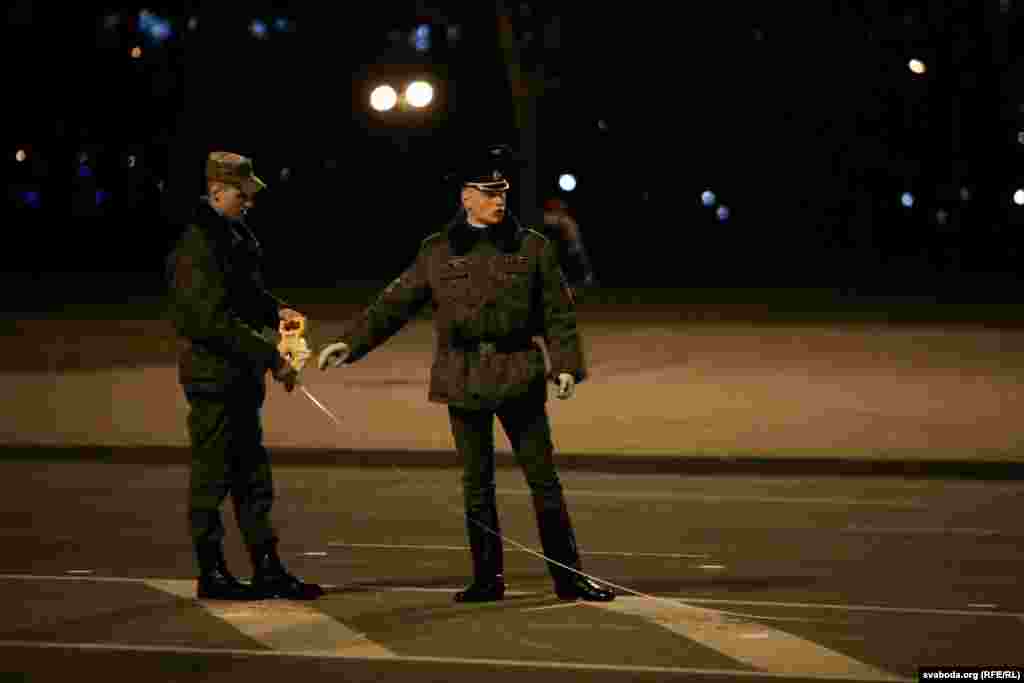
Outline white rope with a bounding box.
[297,382,744,614]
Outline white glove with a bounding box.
[556,372,575,400]
[318,341,351,370]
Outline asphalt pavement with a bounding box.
[1,458,1022,682]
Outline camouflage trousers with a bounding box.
[185,386,277,552]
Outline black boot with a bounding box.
[533,497,615,602]
[248,539,324,600]
[454,506,505,603]
[195,542,259,600]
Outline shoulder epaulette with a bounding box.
[421,231,443,246]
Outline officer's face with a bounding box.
[211,184,254,219]
[462,187,507,225]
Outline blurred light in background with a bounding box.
[908,58,926,74]
[95,190,110,206]
[960,187,971,202]
[131,46,142,59]
[405,80,434,108]
[273,18,293,33]
[139,10,172,43]
[280,167,291,182]
[901,191,915,208]
[716,206,730,222]
[701,190,716,207]
[20,190,42,209]
[1013,189,1024,206]
[558,173,577,192]
[411,24,431,53]
[78,165,93,178]
[370,85,398,112]
[250,19,268,40]
[16,149,27,162]
[936,209,949,225]
[187,17,198,31]
[1017,131,1024,145]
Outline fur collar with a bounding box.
[445,214,525,256]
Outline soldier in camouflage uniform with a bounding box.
[318,144,614,603]
[167,151,323,600]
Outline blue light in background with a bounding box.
[716,205,731,222]
[139,10,172,43]
[21,190,41,209]
[701,190,717,207]
[411,24,431,52]
[273,18,291,32]
[78,165,93,178]
[901,192,915,208]
[250,19,268,39]
[95,190,110,206]
[149,19,172,41]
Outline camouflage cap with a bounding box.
[206,151,267,195]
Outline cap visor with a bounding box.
[465,179,510,192]
[243,175,267,194]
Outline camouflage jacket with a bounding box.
[166,202,287,394]
[339,216,587,410]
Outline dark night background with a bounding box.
[6,2,1024,306]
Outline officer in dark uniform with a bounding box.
[318,144,614,603]
[167,151,324,600]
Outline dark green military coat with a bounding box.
[167,202,287,394]
[340,217,587,411]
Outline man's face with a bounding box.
[211,183,254,219]
[462,187,507,225]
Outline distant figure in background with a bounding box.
[541,198,598,298]
[166,151,323,601]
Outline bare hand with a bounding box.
[556,372,575,400]
[272,355,300,392]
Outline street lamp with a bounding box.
[405,80,434,108]
[370,85,399,112]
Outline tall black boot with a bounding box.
[533,497,614,602]
[454,506,505,603]
[195,542,259,600]
[248,538,324,600]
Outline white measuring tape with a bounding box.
[293,380,768,616]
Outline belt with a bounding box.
[450,337,537,355]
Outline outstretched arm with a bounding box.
[320,249,431,368]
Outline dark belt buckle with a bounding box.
[479,341,497,357]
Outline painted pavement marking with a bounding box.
[6,573,1017,680]
[144,579,395,658]
[591,596,905,681]
[327,541,710,559]
[0,640,912,680]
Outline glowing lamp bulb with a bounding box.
[370,85,398,112]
